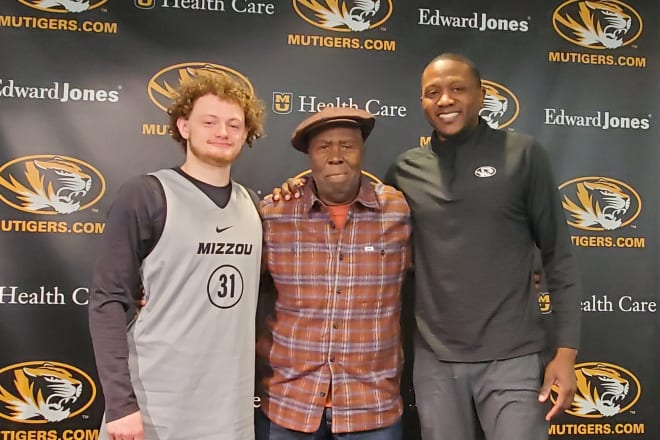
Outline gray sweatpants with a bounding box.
[413,341,549,440]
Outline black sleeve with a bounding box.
[246,187,262,216]
[383,160,399,188]
[88,174,165,422]
[525,141,582,350]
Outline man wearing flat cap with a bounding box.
[255,107,412,439]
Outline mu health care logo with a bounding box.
[537,292,551,314]
[551,362,641,418]
[272,92,293,114]
[293,0,392,32]
[17,0,108,13]
[148,62,254,112]
[0,155,105,215]
[552,0,642,49]
[0,361,96,424]
[559,176,641,231]
[479,80,519,129]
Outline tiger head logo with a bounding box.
[478,80,519,129]
[480,84,509,129]
[34,0,90,12]
[553,0,642,49]
[550,362,641,419]
[561,178,637,231]
[0,364,83,422]
[148,62,254,113]
[19,0,108,13]
[0,156,102,214]
[572,365,629,416]
[293,0,392,32]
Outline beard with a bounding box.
[187,139,243,167]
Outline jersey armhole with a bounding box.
[246,187,261,216]
[143,174,167,259]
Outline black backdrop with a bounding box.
[1,1,658,438]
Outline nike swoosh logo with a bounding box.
[216,226,232,234]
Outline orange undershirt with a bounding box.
[327,204,350,230]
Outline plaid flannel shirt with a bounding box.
[257,177,411,433]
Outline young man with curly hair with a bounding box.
[89,72,265,440]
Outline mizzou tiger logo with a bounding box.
[479,80,519,129]
[551,362,641,418]
[0,155,105,215]
[552,0,643,49]
[147,62,255,113]
[0,361,96,424]
[293,0,393,32]
[17,0,108,13]
[559,177,641,231]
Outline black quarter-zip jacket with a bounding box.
[385,120,581,362]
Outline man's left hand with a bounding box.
[538,347,577,421]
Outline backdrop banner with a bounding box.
[1,1,658,439]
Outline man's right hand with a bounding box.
[106,410,144,440]
[270,177,306,201]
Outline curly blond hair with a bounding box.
[168,72,265,149]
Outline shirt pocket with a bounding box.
[352,243,407,307]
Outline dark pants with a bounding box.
[414,341,550,440]
[255,408,402,440]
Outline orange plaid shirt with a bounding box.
[257,178,411,433]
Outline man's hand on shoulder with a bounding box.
[106,410,144,440]
[267,177,306,202]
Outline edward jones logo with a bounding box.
[294,0,392,32]
[553,0,641,49]
[417,7,529,32]
[559,177,640,231]
[479,80,519,129]
[0,155,105,215]
[548,0,645,67]
[0,361,96,423]
[0,79,120,103]
[544,109,651,130]
[17,0,108,13]
[551,362,641,418]
[147,62,254,112]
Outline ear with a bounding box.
[176,117,190,140]
[479,85,486,108]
